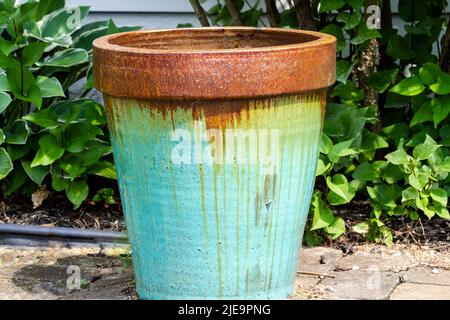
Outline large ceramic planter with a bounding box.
[93,27,335,299]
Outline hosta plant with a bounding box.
[0,0,140,208]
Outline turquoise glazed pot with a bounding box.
[93,27,336,299]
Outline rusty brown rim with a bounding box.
[93,27,336,100]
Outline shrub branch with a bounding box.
[224,0,244,25]
[189,0,210,27]
[440,18,450,73]
[355,1,380,132]
[294,0,317,31]
[264,0,280,27]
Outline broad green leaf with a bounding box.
[390,76,425,96]
[25,85,42,109]
[319,0,346,13]
[329,138,357,162]
[429,72,450,95]
[382,163,403,184]
[320,133,333,155]
[326,174,355,204]
[336,10,361,30]
[408,173,428,191]
[416,197,435,219]
[6,66,35,95]
[59,156,87,178]
[430,188,447,206]
[442,156,450,171]
[0,128,4,145]
[316,157,332,176]
[0,72,11,91]
[22,42,47,66]
[64,123,103,152]
[0,91,11,113]
[320,24,346,52]
[6,144,30,161]
[72,20,109,39]
[404,16,433,36]
[51,173,68,192]
[4,120,29,145]
[398,0,427,22]
[353,221,369,234]
[3,166,28,196]
[0,36,17,56]
[367,184,401,207]
[36,76,64,97]
[332,81,364,102]
[419,62,441,85]
[24,6,90,47]
[411,100,434,127]
[435,205,450,220]
[87,161,117,179]
[23,108,58,127]
[361,132,389,151]
[35,0,65,20]
[402,187,419,202]
[345,0,363,8]
[324,217,346,239]
[66,179,89,209]
[36,48,88,67]
[350,23,381,45]
[352,162,378,181]
[303,229,324,246]
[432,96,450,128]
[324,104,367,141]
[336,60,353,83]
[0,50,20,69]
[368,69,399,93]
[50,99,106,124]
[382,123,409,144]
[310,192,334,231]
[412,135,440,160]
[31,134,65,167]
[385,149,410,165]
[387,34,416,60]
[73,19,140,51]
[0,147,13,180]
[21,159,49,185]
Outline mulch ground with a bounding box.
[0,195,449,249]
[0,194,125,232]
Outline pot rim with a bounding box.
[93,27,336,55]
[93,27,336,100]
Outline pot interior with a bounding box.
[107,28,321,51]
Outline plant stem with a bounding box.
[189,0,211,27]
[264,0,280,27]
[224,0,244,25]
[440,17,450,73]
[293,0,317,30]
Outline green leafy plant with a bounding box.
[188,0,450,245]
[0,0,139,208]
[92,187,116,205]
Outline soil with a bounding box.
[0,195,449,249]
[0,194,125,232]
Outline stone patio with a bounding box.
[0,244,449,300]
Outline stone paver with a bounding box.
[402,267,450,286]
[298,247,343,274]
[390,283,450,300]
[0,244,449,300]
[319,270,402,300]
[334,249,416,272]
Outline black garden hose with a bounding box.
[0,223,128,248]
